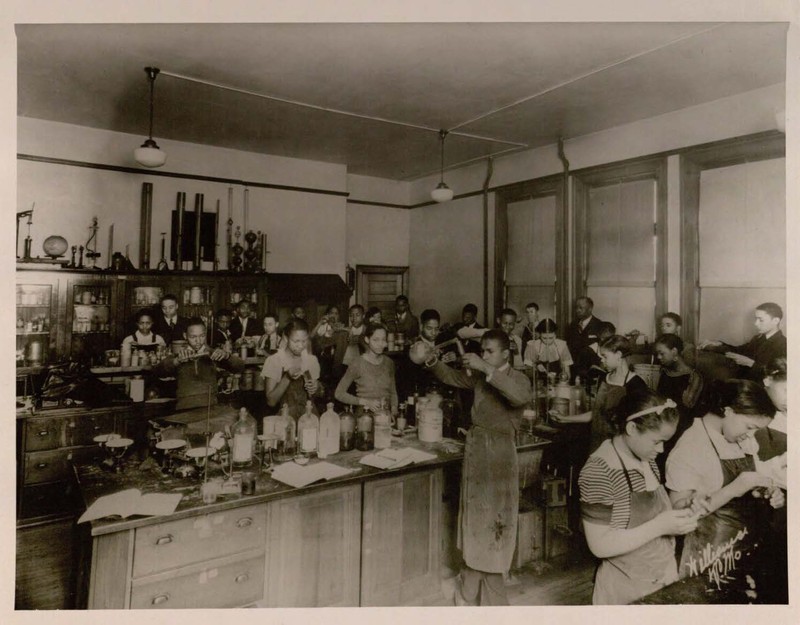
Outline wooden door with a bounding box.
[356,265,408,322]
[265,484,361,607]
[361,469,442,606]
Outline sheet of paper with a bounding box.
[78,489,182,523]
[270,461,355,488]
[359,447,436,470]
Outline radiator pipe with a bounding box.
[482,156,494,327]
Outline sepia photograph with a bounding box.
[5,1,797,619]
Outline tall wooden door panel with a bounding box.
[361,469,442,606]
[356,266,407,322]
[265,484,361,607]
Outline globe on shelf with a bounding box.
[42,235,68,259]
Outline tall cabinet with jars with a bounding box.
[65,276,118,366]
[16,280,59,369]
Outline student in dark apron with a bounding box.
[263,319,322,419]
[121,309,166,361]
[665,379,783,581]
[579,391,697,604]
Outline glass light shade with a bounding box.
[431,182,454,203]
[134,143,167,168]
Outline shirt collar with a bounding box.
[770,411,787,434]
[764,328,779,340]
[579,315,593,330]
[497,362,510,373]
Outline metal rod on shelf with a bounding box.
[176,192,186,270]
[213,199,220,271]
[139,182,153,269]
[193,193,203,271]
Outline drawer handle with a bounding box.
[235,573,250,584]
[236,517,253,529]
[151,594,170,605]
[36,462,48,469]
[155,534,174,546]
[38,430,50,437]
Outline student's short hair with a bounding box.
[577,296,594,308]
[498,308,517,319]
[263,311,278,323]
[660,312,683,327]
[708,379,776,420]
[654,333,684,353]
[599,335,633,358]
[325,304,340,315]
[186,317,206,331]
[283,318,309,337]
[161,293,178,305]
[366,306,382,320]
[364,322,388,338]
[462,303,478,315]
[765,357,787,382]
[236,299,252,309]
[420,309,440,324]
[349,304,365,314]
[216,308,233,319]
[598,321,616,336]
[395,295,409,304]
[756,302,783,320]
[525,302,540,311]
[535,318,558,334]
[482,328,510,351]
[135,308,156,323]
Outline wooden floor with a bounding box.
[430,548,597,606]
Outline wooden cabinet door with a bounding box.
[361,468,442,606]
[265,484,361,607]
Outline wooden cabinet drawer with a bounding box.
[24,416,65,452]
[130,553,265,609]
[65,412,117,447]
[133,503,267,578]
[24,446,104,485]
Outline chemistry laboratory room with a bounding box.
[11,18,793,612]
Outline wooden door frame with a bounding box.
[572,156,668,330]
[355,265,409,309]
[494,174,567,330]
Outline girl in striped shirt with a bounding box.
[579,390,699,604]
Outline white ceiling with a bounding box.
[17,22,787,180]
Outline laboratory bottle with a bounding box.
[339,408,356,451]
[276,404,296,462]
[356,408,374,451]
[318,402,341,458]
[297,400,320,457]
[373,398,392,449]
[231,407,257,470]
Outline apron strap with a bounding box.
[611,439,635,493]
[700,417,723,459]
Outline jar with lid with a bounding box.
[231,407,257,470]
[339,408,356,451]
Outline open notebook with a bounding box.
[78,489,182,523]
[270,461,356,488]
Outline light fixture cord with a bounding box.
[147,71,155,140]
[439,129,448,184]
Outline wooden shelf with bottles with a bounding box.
[16,280,59,369]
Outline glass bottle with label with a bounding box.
[339,408,356,451]
[318,402,340,458]
[297,400,319,458]
[231,407,257,470]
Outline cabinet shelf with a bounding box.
[72,331,112,335]
[17,305,51,309]
[73,304,110,308]
[17,331,50,336]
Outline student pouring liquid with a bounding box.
[579,391,697,604]
[410,329,531,605]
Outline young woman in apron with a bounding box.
[579,391,697,604]
[334,323,398,415]
[263,319,322,419]
[665,379,783,582]
[523,318,574,382]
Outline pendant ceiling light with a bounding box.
[431,129,454,203]
[134,67,167,168]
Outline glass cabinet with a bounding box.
[16,283,56,367]
[66,278,117,365]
